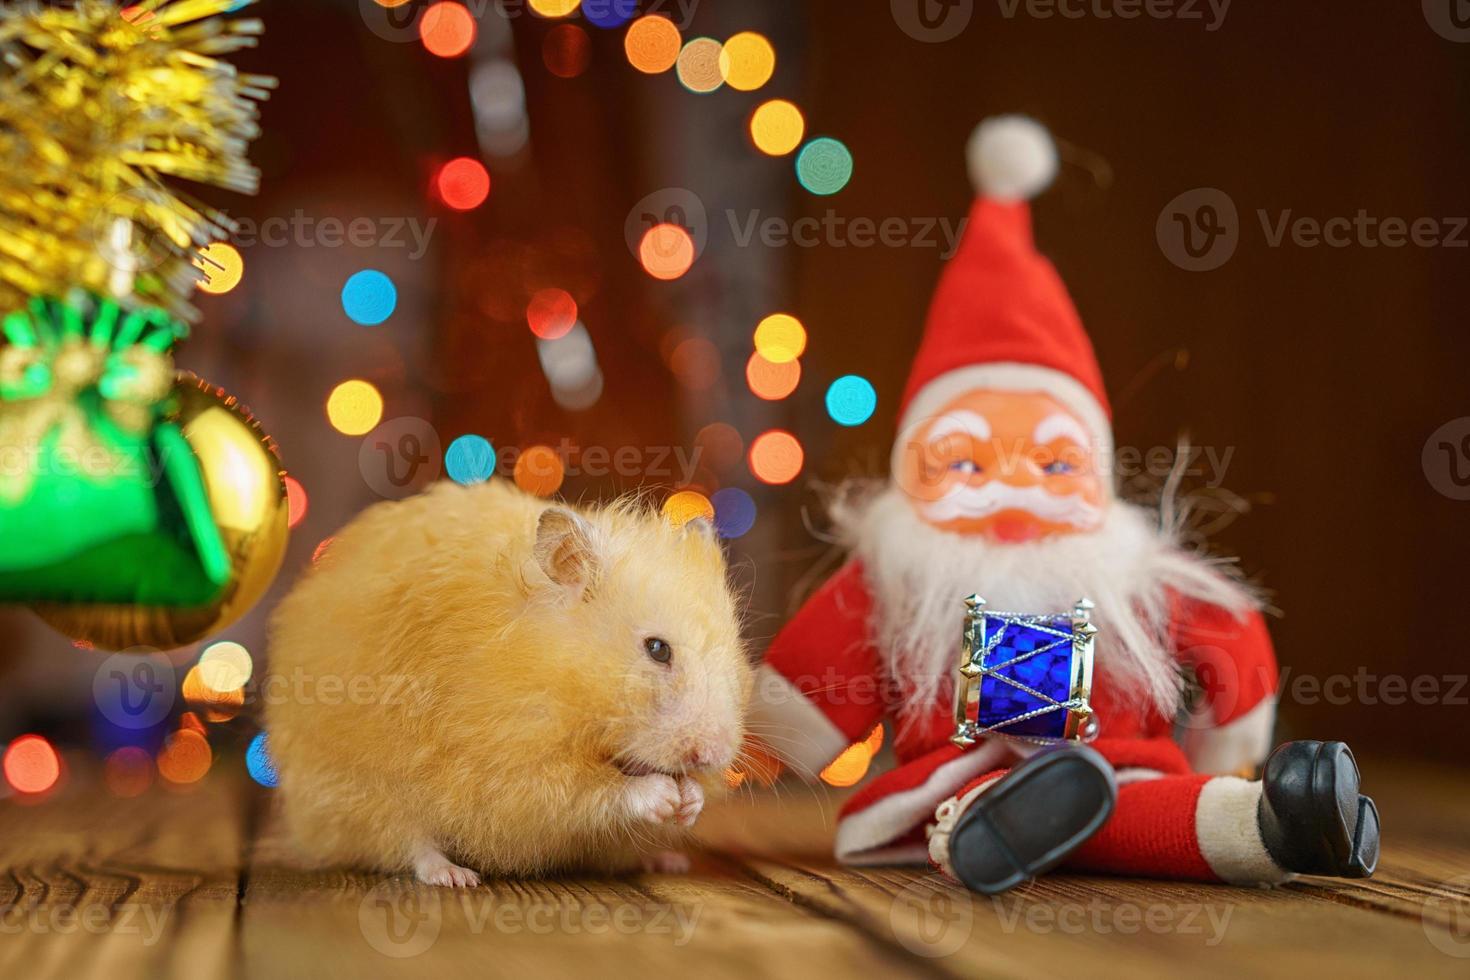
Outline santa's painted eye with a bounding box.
[949,460,980,475]
[1043,460,1075,475]
[644,637,673,664]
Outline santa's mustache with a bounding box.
[921,480,1101,526]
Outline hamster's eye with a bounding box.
[644,637,673,664]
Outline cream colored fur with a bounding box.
[266,480,751,878]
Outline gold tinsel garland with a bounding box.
[0,0,276,320]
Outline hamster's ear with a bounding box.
[534,507,601,596]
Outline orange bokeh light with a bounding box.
[436,157,491,210]
[312,537,334,564]
[514,444,566,497]
[820,725,885,787]
[749,430,804,485]
[624,15,681,73]
[3,734,61,794]
[104,746,154,798]
[420,2,476,58]
[526,287,578,339]
[638,223,695,280]
[284,475,308,528]
[695,422,744,472]
[157,730,212,785]
[669,338,720,390]
[543,23,591,78]
[745,352,801,400]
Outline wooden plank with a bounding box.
[238,800,934,980]
[0,761,247,980]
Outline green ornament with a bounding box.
[0,294,231,607]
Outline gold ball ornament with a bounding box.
[33,375,290,651]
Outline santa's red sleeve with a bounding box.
[748,560,888,779]
[1172,597,1279,776]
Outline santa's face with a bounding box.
[896,388,1106,542]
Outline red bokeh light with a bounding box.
[526,287,578,340]
[436,157,491,211]
[420,2,476,58]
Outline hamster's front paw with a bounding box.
[412,843,482,888]
[675,776,704,827]
[621,773,682,824]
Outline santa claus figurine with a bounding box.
[751,116,1380,893]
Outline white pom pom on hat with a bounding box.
[965,114,1058,201]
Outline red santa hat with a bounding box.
[892,116,1113,474]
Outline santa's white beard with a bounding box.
[831,483,1258,725]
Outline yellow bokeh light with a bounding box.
[750,99,805,156]
[624,15,681,74]
[528,0,580,16]
[194,242,244,295]
[753,312,807,364]
[718,31,775,91]
[663,490,715,527]
[199,641,253,692]
[326,380,384,436]
[676,37,724,93]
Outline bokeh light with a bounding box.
[326,379,384,436]
[718,31,775,91]
[436,157,491,210]
[200,641,253,692]
[746,352,801,400]
[284,475,308,528]
[514,444,566,497]
[749,430,804,485]
[157,730,212,785]
[341,269,397,325]
[446,434,497,485]
[420,2,476,58]
[375,0,412,6]
[543,23,591,78]
[3,734,60,794]
[527,287,578,339]
[695,422,744,472]
[582,0,634,28]
[182,665,245,716]
[638,223,695,280]
[663,490,715,527]
[624,15,680,73]
[749,99,805,156]
[670,338,720,390]
[528,0,580,16]
[104,746,153,798]
[247,732,279,788]
[675,37,724,93]
[796,137,854,196]
[826,375,878,426]
[820,724,884,787]
[193,242,244,294]
[711,487,757,538]
[753,312,806,363]
[312,537,334,564]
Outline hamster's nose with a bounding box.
[683,746,726,771]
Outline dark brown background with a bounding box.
[2,0,1467,767]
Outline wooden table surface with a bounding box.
[1,756,1467,980]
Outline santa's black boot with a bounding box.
[1257,740,1379,878]
[945,744,1117,895]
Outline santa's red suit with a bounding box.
[751,116,1291,886]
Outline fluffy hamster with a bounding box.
[265,480,751,886]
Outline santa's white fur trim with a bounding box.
[967,115,1058,202]
[747,664,851,779]
[1195,777,1292,885]
[893,362,1114,482]
[835,740,1012,865]
[1182,697,1277,776]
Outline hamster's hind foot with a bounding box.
[641,851,691,874]
[412,842,482,888]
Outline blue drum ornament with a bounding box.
[951,595,1098,746]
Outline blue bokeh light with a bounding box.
[246,732,279,788]
[712,487,757,539]
[341,270,397,326]
[582,0,636,28]
[446,434,497,485]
